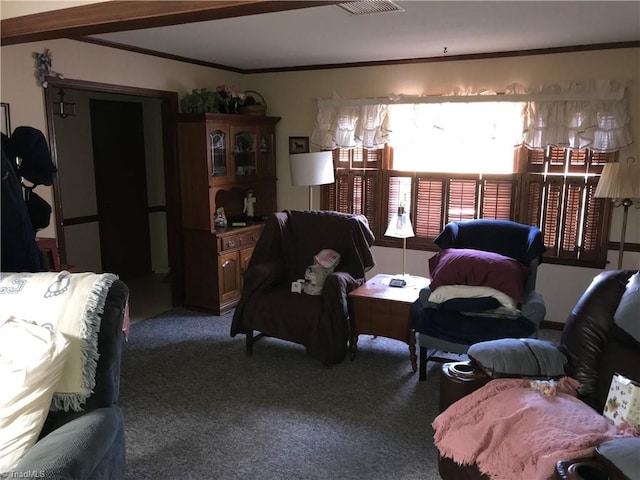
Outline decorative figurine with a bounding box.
[33,49,64,88]
[243,190,256,218]
[214,207,227,227]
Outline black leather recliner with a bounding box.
[437,269,640,480]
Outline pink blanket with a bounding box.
[433,378,635,480]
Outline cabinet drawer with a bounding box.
[220,234,241,251]
[240,230,261,247]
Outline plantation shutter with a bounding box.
[589,151,608,170]
[363,148,380,169]
[337,174,350,212]
[325,144,611,267]
[528,149,546,172]
[558,180,583,259]
[481,179,513,220]
[352,175,363,215]
[542,179,563,256]
[568,149,587,173]
[336,149,350,168]
[447,179,477,222]
[415,178,444,239]
[323,147,382,238]
[522,148,612,266]
[387,175,412,225]
[351,146,364,168]
[363,174,378,234]
[580,178,607,262]
[524,176,544,227]
[548,147,566,173]
[321,182,337,211]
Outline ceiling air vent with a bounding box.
[337,1,404,15]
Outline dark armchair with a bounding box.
[435,269,640,480]
[411,219,547,380]
[230,210,375,365]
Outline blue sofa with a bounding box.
[5,279,129,480]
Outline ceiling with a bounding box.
[83,1,640,72]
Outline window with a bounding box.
[321,146,382,235]
[314,85,628,268]
[321,145,612,268]
[520,147,612,266]
[389,102,523,174]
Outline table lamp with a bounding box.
[594,156,640,269]
[384,203,415,284]
[289,151,335,210]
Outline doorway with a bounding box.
[43,78,182,304]
[90,99,151,280]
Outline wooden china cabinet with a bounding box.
[177,113,280,314]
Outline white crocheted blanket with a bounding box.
[0,271,117,411]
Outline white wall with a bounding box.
[0,38,244,239]
[2,38,638,323]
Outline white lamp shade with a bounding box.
[384,212,415,239]
[289,151,335,187]
[595,157,640,199]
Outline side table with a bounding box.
[349,274,429,372]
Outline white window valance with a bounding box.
[519,81,631,152]
[310,81,632,153]
[309,102,390,150]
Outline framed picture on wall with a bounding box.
[289,136,309,154]
[1,103,10,137]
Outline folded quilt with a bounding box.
[411,307,536,344]
[0,271,117,411]
[433,377,636,480]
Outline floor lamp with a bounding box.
[595,157,640,269]
[289,151,335,210]
[384,204,415,284]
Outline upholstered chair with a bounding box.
[411,219,547,380]
[230,210,375,366]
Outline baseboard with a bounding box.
[541,320,564,331]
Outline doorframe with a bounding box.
[43,77,183,305]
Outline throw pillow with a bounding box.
[468,338,567,378]
[0,317,70,473]
[429,248,529,303]
[595,438,640,480]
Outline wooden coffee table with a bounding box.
[349,274,430,372]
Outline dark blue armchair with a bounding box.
[411,220,547,380]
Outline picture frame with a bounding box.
[289,136,309,154]
[1,103,10,137]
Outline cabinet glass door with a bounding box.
[258,132,274,177]
[209,129,227,177]
[233,130,257,177]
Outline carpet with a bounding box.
[120,307,445,480]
